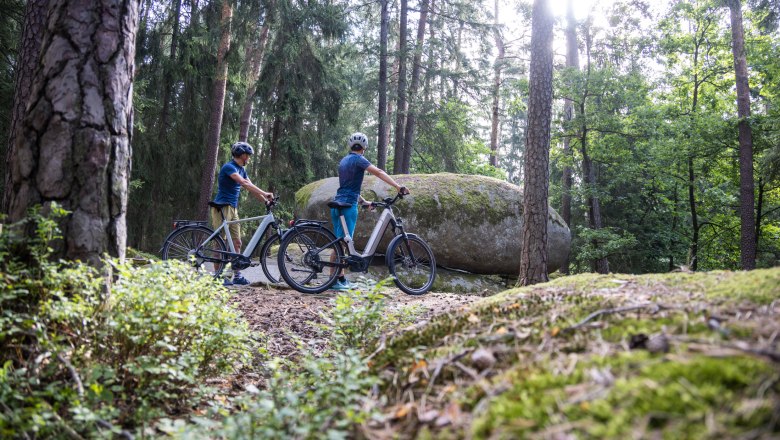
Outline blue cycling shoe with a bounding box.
[232,276,250,286]
[222,279,233,286]
[330,280,352,291]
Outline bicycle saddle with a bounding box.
[327,200,353,209]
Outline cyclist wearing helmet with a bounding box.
[330,132,409,291]
[211,141,274,285]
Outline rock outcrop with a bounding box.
[294,173,571,275]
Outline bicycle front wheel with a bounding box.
[387,235,436,295]
[259,233,283,284]
[278,227,342,294]
[161,225,228,277]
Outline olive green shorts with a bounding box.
[211,205,241,242]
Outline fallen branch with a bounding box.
[56,353,84,398]
[564,303,673,333]
[673,336,780,363]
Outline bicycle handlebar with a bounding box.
[362,189,407,210]
[266,196,280,213]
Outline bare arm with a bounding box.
[365,165,409,194]
[230,173,273,202]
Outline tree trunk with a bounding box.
[239,20,270,142]
[559,0,578,275]
[728,0,756,270]
[400,0,430,174]
[197,0,233,220]
[581,25,609,274]
[6,0,139,266]
[157,0,182,141]
[488,0,505,168]
[755,177,763,249]
[519,0,554,286]
[392,0,409,174]
[3,0,50,215]
[377,0,390,169]
[687,39,702,271]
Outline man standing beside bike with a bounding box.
[330,132,409,291]
[211,141,274,286]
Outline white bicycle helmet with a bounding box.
[348,132,368,151]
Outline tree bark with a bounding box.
[519,0,554,286]
[239,19,270,142]
[5,0,139,266]
[197,0,233,220]
[488,0,505,168]
[400,0,430,173]
[3,0,50,215]
[377,0,390,169]
[392,0,409,174]
[727,0,756,270]
[559,0,578,275]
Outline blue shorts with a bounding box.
[331,204,358,238]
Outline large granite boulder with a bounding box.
[294,173,571,275]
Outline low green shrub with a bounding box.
[0,207,253,437]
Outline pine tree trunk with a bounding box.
[392,0,409,174]
[377,0,390,169]
[400,0,430,173]
[5,0,139,266]
[239,20,270,142]
[519,0,554,286]
[157,0,182,140]
[728,0,756,270]
[488,0,504,168]
[559,0,578,275]
[197,0,233,220]
[581,25,609,274]
[3,0,49,215]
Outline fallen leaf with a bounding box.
[495,327,508,335]
[468,314,480,324]
[551,326,560,337]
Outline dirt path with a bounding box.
[229,283,482,360]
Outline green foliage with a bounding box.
[0,208,253,437]
[174,281,419,439]
[573,226,638,273]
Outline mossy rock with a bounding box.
[361,264,509,294]
[294,173,571,275]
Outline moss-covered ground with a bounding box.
[368,268,780,439]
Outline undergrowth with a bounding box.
[0,206,253,438]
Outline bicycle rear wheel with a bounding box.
[278,227,342,294]
[387,235,436,295]
[161,225,228,277]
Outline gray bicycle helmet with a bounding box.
[348,132,368,151]
[231,141,254,157]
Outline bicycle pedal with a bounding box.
[249,262,260,267]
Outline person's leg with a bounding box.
[334,204,358,289]
[226,207,249,285]
[330,207,344,277]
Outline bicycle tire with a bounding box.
[387,235,436,295]
[161,225,228,278]
[278,227,342,294]
[259,233,283,283]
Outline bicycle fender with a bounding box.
[385,233,419,267]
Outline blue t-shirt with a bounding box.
[334,153,371,204]
[213,161,247,207]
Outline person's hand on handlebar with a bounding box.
[360,197,376,211]
[398,186,410,196]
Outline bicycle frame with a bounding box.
[339,208,397,258]
[199,212,277,258]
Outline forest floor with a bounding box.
[229,282,482,360]
[222,269,780,438]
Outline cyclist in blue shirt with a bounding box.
[331,132,408,291]
[212,141,273,285]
